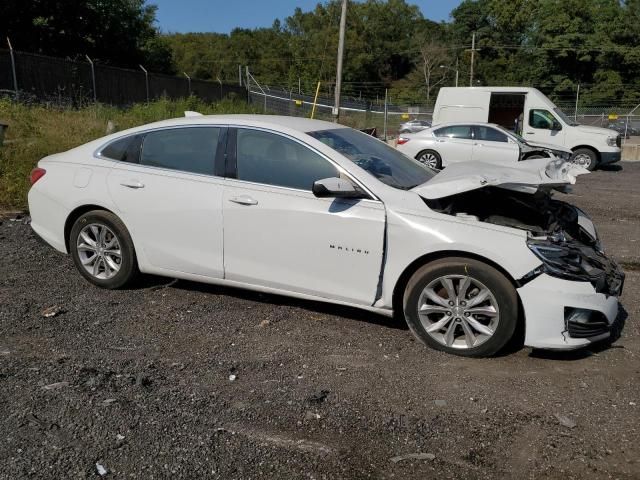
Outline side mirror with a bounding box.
[312,177,365,199]
[551,121,562,131]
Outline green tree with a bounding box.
[0,0,174,73]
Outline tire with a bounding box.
[570,148,598,171]
[69,210,139,289]
[402,257,518,357]
[416,149,442,170]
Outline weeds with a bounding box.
[0,96,257,209]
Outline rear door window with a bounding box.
[433,125,473,139]
[140,127,220,175]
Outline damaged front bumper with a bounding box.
[518,267,624,349]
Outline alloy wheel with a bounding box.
[417,275,500,349]
[418,152,439,169]
[76,223,122,280]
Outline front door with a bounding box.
[523,108,565,145]
[222,127,386,305]
[106,126,226,278]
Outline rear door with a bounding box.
[222,127,385,305]
[471,126,520,163]
[106,126,226,278]
[431,125,475,165]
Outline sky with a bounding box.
[152,0,463,34]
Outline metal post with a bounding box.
[85,55,97,103]
[333,0,348,122]
[183,72,191,96]
[383,88,388,141]
[7,37,18,97]
[469,32,476,86]
[310,81,321,119]
[216,76,222,99]
[298,77,301,94]
[574,83,580,121]
[139,65,149,103]
[455,56,459,87]
[239,65,242,86]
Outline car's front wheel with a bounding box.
[403,257,518,357]
[416,149,442,170]
[69,210,139,289]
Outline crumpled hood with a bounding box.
[412,158,589,199]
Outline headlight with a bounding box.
[527,239,591,281]
[606,136,617,147]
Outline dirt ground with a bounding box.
[1,163,639,479]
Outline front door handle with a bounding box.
[473,142,483,146]
[229,195,258,206]
[526,131,535,135]
[120,180,145,189]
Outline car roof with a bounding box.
[125,114,343,134]
[431,122,501,129]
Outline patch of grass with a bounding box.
[0,96,258,209]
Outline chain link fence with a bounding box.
[0,48,246,107]
[247,73,640,144]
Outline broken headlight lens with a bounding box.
[527,240,590,281]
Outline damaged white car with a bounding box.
[28,115,624,356]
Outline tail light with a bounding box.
[397,137,410,145]
[30,167,46,185]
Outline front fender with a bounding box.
[376,209,541,309]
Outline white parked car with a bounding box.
[397,122,572,170]
[433,87,622,171]
[399,119,432,134]
[28,115,624,357]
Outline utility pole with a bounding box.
[468,32,478,86]
[574,83,580,121]
[455,56,459,87]
[333,0,348,122]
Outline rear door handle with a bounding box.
[526,131,535,135]
[120,180,145,189]
[229,195,258,206]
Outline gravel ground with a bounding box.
[1,162,639,479]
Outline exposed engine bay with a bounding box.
[423,187,625,296]
[423,186,593,242]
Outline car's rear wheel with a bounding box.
[69,210,138,289]
[403,257,518,357]
[571,148,598,171]
[416,150,442,170]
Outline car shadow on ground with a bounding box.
[599,164,623,172]
[142,276,408,331]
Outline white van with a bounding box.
[432,87,621,170]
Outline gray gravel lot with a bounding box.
[1,163,639,479]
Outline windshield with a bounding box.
[307,128,436,190]
[553,107,579,126]
[494,125,526,145]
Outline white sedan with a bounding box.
[28,115,624,356]
[397,122,572,169]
